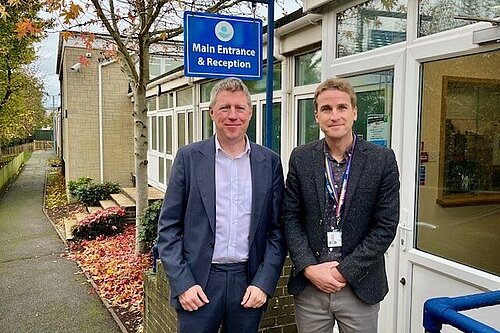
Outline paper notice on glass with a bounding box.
[367,114,389,147]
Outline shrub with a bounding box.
[72,207,126,240]
[68,177,93,199]
[68,177,120,206]
[138,200,163,250]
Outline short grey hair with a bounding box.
[209,77,252,109]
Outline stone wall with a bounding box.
[61,46,134,188]
[144,258,297,333]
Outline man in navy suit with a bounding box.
[283,78,400,332]
[157,77,286,333]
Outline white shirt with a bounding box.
[212,135,252,263]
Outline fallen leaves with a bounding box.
[67,225,152,315]
[45,169,67,209]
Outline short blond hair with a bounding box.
[209,77,252,109]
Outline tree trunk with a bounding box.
[133,86,149,254]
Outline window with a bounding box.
[159,157,165,184]
[151,116,157,150]
[150,58,161,79]
[262,102,282,155]
[159,93,173,110]
[158,116,164,153]
[418,0,500,37]
[166,115,172,154]
[178,113,186,147]
[177,87,193,107]
[200,81,217,103]
[337,0,407,58]
[438,76,500,206]
[147,97,156,112]
[417,50,500,276]
[244,62,282,94]
[188,111,194,144]
[347,70,394,147]
[248,105,257,143]
[202,109,213,139]
[295,50,322,86]
[297,98,318,145]
[165,159,172,184]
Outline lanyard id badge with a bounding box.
[324,134,357,230]
[327,229,342,247]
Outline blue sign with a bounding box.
[184,11,263,79]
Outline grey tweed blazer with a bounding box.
[283,136,400,305]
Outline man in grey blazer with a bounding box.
[157,78,286,333]
[283,78,400,333]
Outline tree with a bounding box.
[0,71,47,146]
[5,0,294,253]
[48,0,269,254]
[0,0,50,151]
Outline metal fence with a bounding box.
[423,290,500,333]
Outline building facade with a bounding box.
[57,34,135,187]
[144,1,500,331]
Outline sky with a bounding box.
[35,1,303,108]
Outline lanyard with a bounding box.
[324,135,356,225]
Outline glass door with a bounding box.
[397,22,500,332]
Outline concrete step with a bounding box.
[75,212,89,222]
[63,217,78,240]
[87,206,102,214]
[110,193,135,208]
[121,187,164,203]
[99,200,119,209]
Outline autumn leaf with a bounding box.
[0,5,9,21]
[61,30,74,42]
[82,32,95,50]
[46,0,63,12]
[15,18,42,39]
[67,225,152,313]
[77,54,90,66]
[60,2,83,24]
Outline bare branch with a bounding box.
[89,0,139,83]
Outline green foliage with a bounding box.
[0,72,47,146]
[68,177,92,197]
[68,177,120,206]
[72,207,126,240]
[0,1,52,146]
[138,200,163,250]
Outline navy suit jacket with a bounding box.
[157,137,286,309]
[283,137,400,305]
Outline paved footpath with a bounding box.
[0,150,121,333]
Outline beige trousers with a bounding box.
[294,284,380,333]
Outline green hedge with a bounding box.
[0,152,30,192]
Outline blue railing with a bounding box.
[423,290,500,333]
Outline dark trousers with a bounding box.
[177,262,264,333]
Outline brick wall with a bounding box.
[144,258,297,333]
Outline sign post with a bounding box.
[184,11,263,79]
[184,1,275,150]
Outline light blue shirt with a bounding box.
[212,135,252,263]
